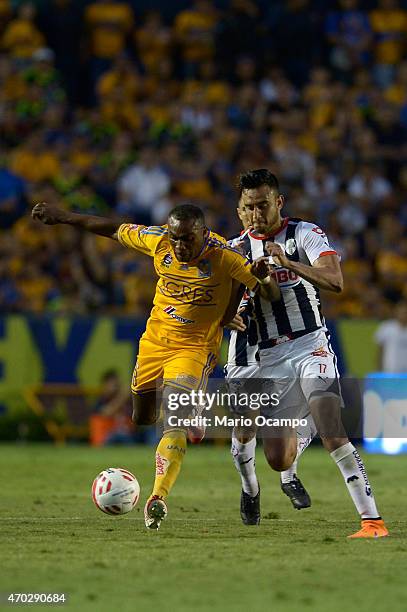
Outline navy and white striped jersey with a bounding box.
[226,232,258,367]
[226,218,337,362]
[226,293,259,367]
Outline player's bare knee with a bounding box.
[265,454,294,472]
[132,393,157,426]
[263,448,292,472]
[263,437,296,471]
[134,412,158,426]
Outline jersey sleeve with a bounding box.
[222,246,258,291]
[117,223,166,257]
[297,222,338,265]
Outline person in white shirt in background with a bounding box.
[117,146,171,225]
[375,301,407,373]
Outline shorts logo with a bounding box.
[155,453,170,476]
[163,306,195,324]
[285,238,297,256]
[198,259,211,277]
[312,346,329,357]
[275,335,290,345]
[162,253,173,268]
[175,373,199,387]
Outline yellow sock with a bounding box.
[151,430,187,499]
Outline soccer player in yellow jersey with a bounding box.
[32,202,280,529]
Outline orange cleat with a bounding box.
[348,519,389,539]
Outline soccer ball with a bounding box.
[92,468,140,515]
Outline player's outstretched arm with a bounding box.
[251,257,281,302]
[32,202,122,240]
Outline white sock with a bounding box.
[231,436,259,497]
[281,457,298,484]
[280,418,316,484]
[330,442,380,519]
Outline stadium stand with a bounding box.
[0,0,406,320]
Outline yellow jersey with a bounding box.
[85,2,134,59]
[117,223,258,350]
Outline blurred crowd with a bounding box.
[0,0,406,319]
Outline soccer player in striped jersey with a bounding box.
[225,169,388,538]
[32,201,280,530]
[226,204,314,523]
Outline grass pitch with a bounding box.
[1,443,406,612]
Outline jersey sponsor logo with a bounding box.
[160,280,215,305]
[163,306,195,324]
[162,253,173,268]
[271,268,300,285]
[155,452,170,475]
[285,238,297,256]
[198,259,212,277]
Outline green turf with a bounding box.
[1,443,406,612]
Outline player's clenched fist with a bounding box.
[250,256,270,280]
[32,202,69,225]
[265,241,290,268]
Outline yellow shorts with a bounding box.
[132,335,218,394]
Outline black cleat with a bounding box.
[240,487,261,525]
[281,475,311,510]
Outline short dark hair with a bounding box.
[238,169,279,197]
[168,204,205,227]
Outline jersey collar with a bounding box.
[248,217,289,240]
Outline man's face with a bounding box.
[238,185,283,234]
[236,200,253,231]
[168,217,206,262]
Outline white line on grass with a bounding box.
[0,517,353,523]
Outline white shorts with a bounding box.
[224,363,260,380]
[258,328,342,417]
[224,363,260,416]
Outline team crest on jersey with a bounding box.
[162,253,173,268]
[285,238,297,256]
[198,259,211,277]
